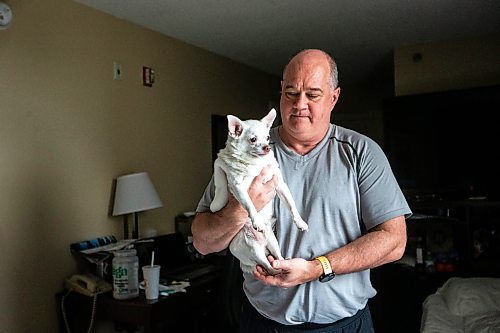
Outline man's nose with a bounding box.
[294,92,308,109]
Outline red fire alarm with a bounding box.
[142,66,155,87]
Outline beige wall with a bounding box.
[394,33,500,96]
[0,0,279,331]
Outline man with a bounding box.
[192,49,412,332]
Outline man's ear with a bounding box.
[261,108,277,128]
[227,115,244,138]
[330,87,341,109]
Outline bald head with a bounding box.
[283,49,339,89]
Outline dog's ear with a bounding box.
[227,115,244,138]
[261,108,277,128]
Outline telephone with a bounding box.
[62,274,112,333]
[65,273,112,297]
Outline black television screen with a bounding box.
[383,85,500,200]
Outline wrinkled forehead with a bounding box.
[283,57,330,90]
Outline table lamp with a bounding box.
[112,172,163,239]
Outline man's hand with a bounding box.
[253,256,320,288]
[248,165,278,211]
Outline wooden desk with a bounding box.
[59,273,222,333]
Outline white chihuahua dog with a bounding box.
[210,108,308,275]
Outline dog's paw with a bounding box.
[265,266,282,276]
[294,218,309,231]
[240,264,256,275]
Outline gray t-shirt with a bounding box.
[196,124,412,325]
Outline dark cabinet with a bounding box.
[383,85,500,200]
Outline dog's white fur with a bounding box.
[210,108,308,274]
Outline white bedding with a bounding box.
[420,277,500,333]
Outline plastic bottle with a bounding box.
[424,251,435,273]
[112,249,139,300]
[415,236,425,272]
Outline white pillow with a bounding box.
[439,277,500,317]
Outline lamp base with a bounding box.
[132,212,139,239]
[123,215,129,239]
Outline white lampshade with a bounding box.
[113,172,163,216]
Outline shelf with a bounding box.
[406,199,500,278]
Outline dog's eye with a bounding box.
[266,136,270,141]
[249,137,257,143]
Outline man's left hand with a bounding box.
[253,256,318,288]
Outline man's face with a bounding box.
[279,53,340,141]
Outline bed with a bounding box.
[420,277,500,332]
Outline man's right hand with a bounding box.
[248,165,278,211]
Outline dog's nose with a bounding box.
[263,145,270,153]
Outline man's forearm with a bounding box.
[191,196,249,255]
[322,216,407,275]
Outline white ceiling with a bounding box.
[74,0,500,85]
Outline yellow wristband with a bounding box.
[315,256,333,275]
